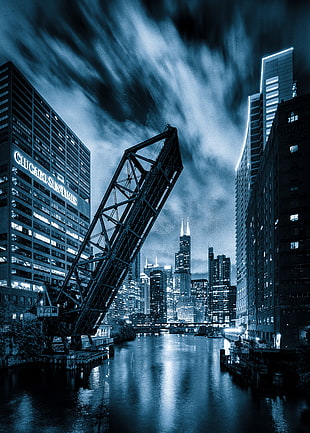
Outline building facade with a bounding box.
[247,93,310,348]
[235,48,295,332]
[0,62,91,317]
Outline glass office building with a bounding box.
[0,62,91,316]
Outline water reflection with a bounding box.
[266,396,289,433]
[0,335,309,433]
[14,393,34,432]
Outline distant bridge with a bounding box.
[133,323,211,335]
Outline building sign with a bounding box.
[14,150,78,206]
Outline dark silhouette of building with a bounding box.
[0,62,90,317]
[191,278,208,322]
[208,247,236,326]
[150,268,167,323]
[247,93,310,348]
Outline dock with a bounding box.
[220,345,310,393]
[40,346,114,370]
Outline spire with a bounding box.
[186,218,190,236]
[180,218,184,237]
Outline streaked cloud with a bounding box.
[1,0,309,277]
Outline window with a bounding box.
[266,113,275,121]
[34,232,51,244]
[290,186,298,192]
[266,83,278,92]
[266,97,279,107]
[266,90,279,99]
[266,106,277,114]
[266,76,279,85]
[290,241,299,249]
[290,145,298,153]
[290,214,299,221]
[288,112,298,123]
[33,211,50,225]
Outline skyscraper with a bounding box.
[0,62,91,317]
[260,48,294,145]
[235,48,295,331]
[150,268,167,323]
[174,219,193,321]
[191,278,208,322]
[174,218,191,296]
[208,247,235,326]
[247,93,310,348]
[141,259,172,322]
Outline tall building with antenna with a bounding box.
[175,218,191,296]
[174,218,194,321]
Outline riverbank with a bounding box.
[220,344,310,395]
[0,320,136,369]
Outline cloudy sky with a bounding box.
[1,0,310,279]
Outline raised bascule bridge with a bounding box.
[39,126,183,352]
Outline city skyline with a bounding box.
[1,1,310,275]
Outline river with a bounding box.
[0,334,309,433]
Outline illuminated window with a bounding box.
[33,211,50,225]
[266,113,275,121]
[266,97,279,106]
[266,83,278,92]
[266,106,277,114]
[34,232,51,244]
[288,112,298,123]
[290,241,299,249]
[290,145,298,153]
[290,214,299,221]
[266,90,279,99]
[266,76,278,85]
[11,222,23,232]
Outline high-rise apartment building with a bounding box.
[0,62,91,316]
[235,48,295,331]
[247,93,310,348]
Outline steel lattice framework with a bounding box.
[47,126,182,339]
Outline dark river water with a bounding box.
[0,334,309,433]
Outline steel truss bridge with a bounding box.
[43,126,183,350]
